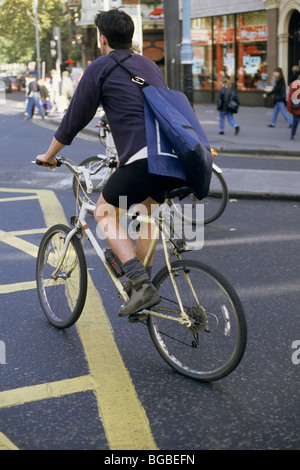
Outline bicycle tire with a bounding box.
[148,259,247,381]
[203,169,228,224]
[72,155,113,213]
[170,167,229,225]
[36,224,88,329]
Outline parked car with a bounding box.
[8,76,20,91]
[0,77,12,93]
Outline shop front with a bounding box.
[191,11,268,105]
[190,0,300,105]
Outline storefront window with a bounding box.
[213,15,236,89]
[191,18,213,90]
[237,11,268,90]
[191,11,268,95]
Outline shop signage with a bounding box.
[192,25,268,45]
[240,25,268,42]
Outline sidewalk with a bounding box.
[45,104,300,200]
[194,103,300,156]
[46,103,300,155]
[9,95,300,200]
[195,104,300,199]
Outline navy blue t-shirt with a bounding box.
[54,49,167,166]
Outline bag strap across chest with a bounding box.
[109,53,150,88]
[101,52,136,87]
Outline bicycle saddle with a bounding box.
[164,186,194,201]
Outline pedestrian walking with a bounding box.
[60,71,74,102]
[49,69,60,113]
[217,78,240,136]
[289,65,300,84]
[24,75,34,118]
[263,67,292,127]
[25,77,45,120]
[287,69,300,140]
[56,71,74,113]
[38,79,52,115]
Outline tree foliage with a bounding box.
[0,0,67,64]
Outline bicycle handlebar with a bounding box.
[33,155,116,176]
[33,157,63,168]
[32,156,77,173]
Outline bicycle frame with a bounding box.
[74,123,227,226]
[35,143,246,381]
[53,158,197,327]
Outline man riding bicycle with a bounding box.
[36,9,185,316]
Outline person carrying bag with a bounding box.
[217,77,240,136]
[109,54,213,201]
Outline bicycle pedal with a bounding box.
[128,312,148,323]
[176,239,187,253]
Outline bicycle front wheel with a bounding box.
[148,260,247,381]
[36,224,88,329]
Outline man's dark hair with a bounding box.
[95,9,134,49]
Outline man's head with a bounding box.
[95,9,134,54]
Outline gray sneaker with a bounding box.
[118,273,161,317]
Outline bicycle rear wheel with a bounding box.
[36,224,87,329]
[170,167,228,225]
[148,260,247,381]
[202,168,228,224]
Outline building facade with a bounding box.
[76,0,299,105]
[78,0,164,69]
[190,0,300,104]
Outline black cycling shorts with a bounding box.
[102,159,185,209]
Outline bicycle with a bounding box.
[72,122,229,225]
[35,156,247,382]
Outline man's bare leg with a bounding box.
[94,194,160,316]
[135,197,159,266]
[94,193,136,264]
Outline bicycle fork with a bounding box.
[50,227,79,279]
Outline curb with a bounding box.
[213,147,300,157]
[45,117,300,201]
[227,191,300,201]
[47,117,299,157]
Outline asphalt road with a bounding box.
[0,94,299,451]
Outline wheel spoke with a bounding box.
[148,260,247,381]
[36,225,87,329]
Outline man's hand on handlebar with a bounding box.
[35,154,59,169]
[34,138,65,168]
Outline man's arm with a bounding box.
[36,137,65,168]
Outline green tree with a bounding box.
[0,0,68,65]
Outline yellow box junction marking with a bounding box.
[0,432,19,450]
[0,188,157,450]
